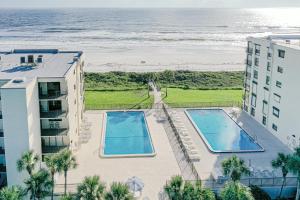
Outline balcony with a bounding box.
[41,128,68,137]
[247,48,253,54]
[0,165,6,173]
[42,145,69,154]
[0,148,5,155]
[39,91,67,100]
[40,110,68,119]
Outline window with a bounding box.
[278,50,285,58]
[273,107,280,118]
[267,62,271,71]
[272,124,278,131]
[274,93,281,103]
[20,57,26,64]
[277,66,283,73]
[247,41,253,54]
[255,44,261,55]
[251,107,255,116]
[266,76,270,85]
[267,47,272,59]
[247,55,252,65]
[253,70,258,79]
[254,57,259,66]
[276,81,282,88]
[252,81,257,94]
[262,101,268,115]
[74,85,76,90]
[262,116,267,125]
[251,93,257,107]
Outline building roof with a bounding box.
[0,49,82,81]
[248,34,300,50]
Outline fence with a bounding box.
[200,177,298,190]
[166,101,242,108]
[162,103,200,181]
[85,102,153,110]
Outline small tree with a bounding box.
[288,147,300,200]
[164,175,184,200]
[57,149,77,195]
[24,169,53,200]
[77,176,105,200]
[17,151,39,176]
[164,176,215,200]
[221,181,254,200]
[45,153,61,200]
[60,194,74,200]
[0,186,24,200]
[222,155,250,182]
[271,153,290,198]
[105,182,134,200]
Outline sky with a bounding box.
[1,0,300,8]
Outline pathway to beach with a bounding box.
[150,82,197,181]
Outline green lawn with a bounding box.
[162,88,243,108]
[85,89,154,110]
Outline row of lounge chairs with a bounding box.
[168,110,200,161]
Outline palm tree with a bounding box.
[60,194,74,200]
[24,169,53,200]
[105,182,134,200]
[164,175,184,200]
[164,176,215,200]
[45,153,61,200]
[16,151,39,176]
[222,155,250,182]
[271,153,290,198]
[288,147,300,200]
[0,186,25,200]
[221,181,254,200]
[57,149,77,195]
[77,176,105,200]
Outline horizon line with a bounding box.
[0,6,299,9]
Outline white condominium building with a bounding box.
[0,49,84,186]
[243,35,300,150]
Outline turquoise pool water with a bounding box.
[103,111,154,156]
[186,109,264,153]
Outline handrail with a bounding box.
[162,103,200,181]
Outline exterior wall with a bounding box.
[65,57,84,151]
[26,80,42,154]
[244,37,300,149]
[1,79,41,186]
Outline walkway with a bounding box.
[150,82,197,180]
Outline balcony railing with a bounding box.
[39,91,67,100]
[0,148,5,155]
[41,128,68,137]
[40,110,68,119]
[247,48,253,54]
[42,145,69,154]
[0,165,6,173]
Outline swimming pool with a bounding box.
[186,109,264,153]
[102,111,155,157]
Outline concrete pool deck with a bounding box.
[171,108,293,180]
[54,106,294,198]
[55,109,181,199]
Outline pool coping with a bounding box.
[184,108,265,153]
[100,110,156,158]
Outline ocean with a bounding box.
[0,8,300,72]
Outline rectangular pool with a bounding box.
[186,109,264,153]
[102,111,155,157]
